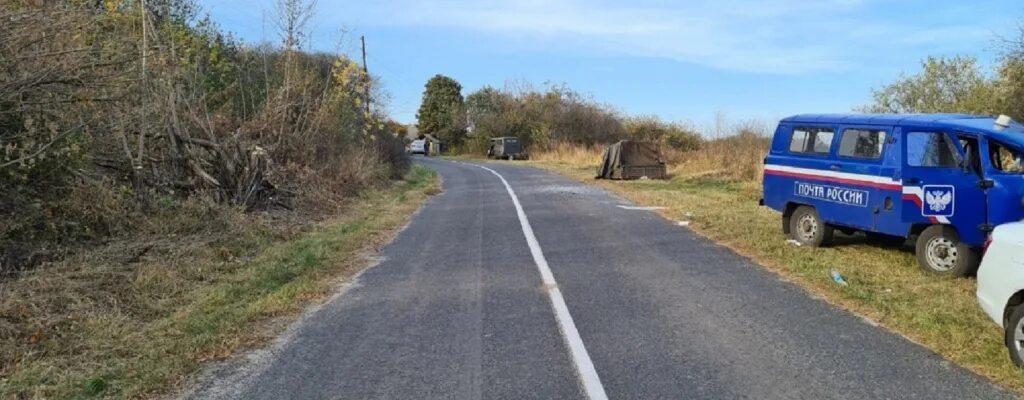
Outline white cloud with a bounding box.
[284,0,999,74]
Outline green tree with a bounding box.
[416,74,465,145]
[998,27,1024,121]
[862,56,1002,115]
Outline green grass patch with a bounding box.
[0,166,440,399]
[529,160,1024,393]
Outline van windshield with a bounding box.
[990,140,1024,174]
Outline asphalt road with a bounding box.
[184,158,1016,400]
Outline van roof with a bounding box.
[781,113,1024,147]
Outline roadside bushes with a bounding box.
[463,83,703,154]
[464,83,624,152]
[622,116,701,152]
[462,82,770,181]
[0,0,408,274]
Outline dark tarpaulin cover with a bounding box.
[596,140,665,179]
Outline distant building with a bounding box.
[405,124,420,141]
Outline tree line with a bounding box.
[415,27,1024,158]
[863,29,1024,118]
[415,77,702,155]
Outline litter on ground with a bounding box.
[830,269,849,287]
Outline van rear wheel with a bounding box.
[788,206,833,247]
[915,225,979,277]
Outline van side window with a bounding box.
[990,140,1024,174]
[838,129,886,159]
[906,131,961,168]
[789,127,835,155]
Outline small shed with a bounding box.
[414,134,443,156]
[423,135,443,156]
[487,137,526,160]
[596,140,667,180]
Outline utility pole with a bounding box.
[360,36,371,118]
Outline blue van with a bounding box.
[762,114,1024,276]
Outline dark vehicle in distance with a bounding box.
[487,137,526,160]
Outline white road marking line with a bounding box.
[617,205,666,211]
[473,164,609,400]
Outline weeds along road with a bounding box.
[185,158,1014,400]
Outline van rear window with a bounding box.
[838,129,886,159]
[789,127,835,155]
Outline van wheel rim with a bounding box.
[797,214,818,242]
[925,237,958,272]
[1012,319,1024,360]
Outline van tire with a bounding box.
[789,206,833,247]
[915,225,979,277]
[1005,304,1024,368]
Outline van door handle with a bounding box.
[905,178,921,185]
[830,165,841,171]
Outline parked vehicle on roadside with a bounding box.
[409,139,426,155]
[977,222,1024,367]
[761,114,1024,277]
[487,137,526,160]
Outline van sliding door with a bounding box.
[828,127,891,231]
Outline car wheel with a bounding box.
[1006,305,1024,368]
[914,225,979,277]
[788,206,833,247]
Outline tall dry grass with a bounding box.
[672,132,770,181]
[530,142,606,165]
[532,130,771,182]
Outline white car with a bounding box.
[408,139,426,155]
[977,221,1024,366]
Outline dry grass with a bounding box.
[671,133,770,181]
[530,142,606,165]
[527,140,1024,393]
[532,134,771,181]
[0,166,440,399]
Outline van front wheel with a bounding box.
[789,206,833,247]
[915,225,979,277]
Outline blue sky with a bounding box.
[201,0,1022,129]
